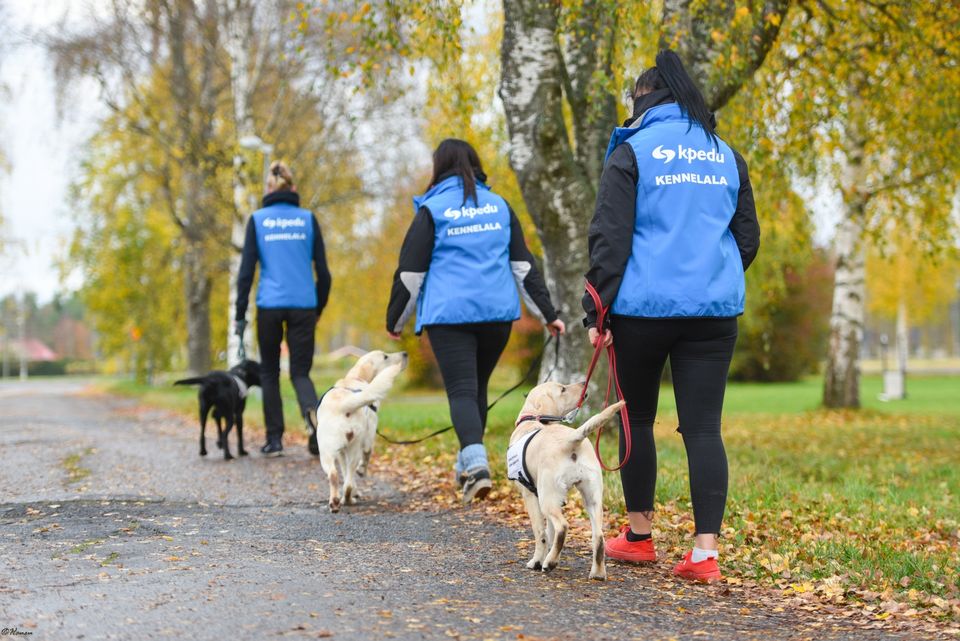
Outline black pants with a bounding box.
[257,307,319,443]
[611,316,738,535]
[426,322,512,449]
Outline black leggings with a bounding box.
[426,322,512,449]
[257,307,319,442]
[611,316,737,535]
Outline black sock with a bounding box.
[626,530,652,542]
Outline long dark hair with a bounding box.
[634,49,716,144]
[428,138,487,206]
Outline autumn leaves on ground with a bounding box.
[111,373,960,637]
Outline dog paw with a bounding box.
[526,559,542,570]
[224,452,234,461]
[329,499,341,513]
[200,449,207,457]
[589,569,607,581]
[604,400,626,418]
[541,561,558,573]
[238,449,248,457]
[216,440,223,449]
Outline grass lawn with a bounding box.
[106,372,960,619]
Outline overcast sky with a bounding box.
[0,0,103,303]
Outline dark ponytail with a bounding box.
[634,49,717,145]
[428,139,488,206]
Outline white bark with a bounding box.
[823,208,865,408]
[895,297,908,394]
[500,0,599,386]
[224,0,256,367]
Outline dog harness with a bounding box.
[507,428,541,495]
[232,375,249,399]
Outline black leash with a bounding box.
[376,333,560,445]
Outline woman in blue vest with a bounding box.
[236,161,332,457]
[387,139,565,503]
[583,50,760,582]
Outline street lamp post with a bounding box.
[18,292,27,382]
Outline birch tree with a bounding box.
[50,0,229,374]
[766,0,960,408]
[51,0,372,373]
[223,0,260,366]
[499,0,790,382]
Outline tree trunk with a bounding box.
[225,0,256,366]
[183,237,213,374]
[895,297,908,397]
[499,0,613,384]
[167,0,220,374]
[823,209,866,408]
[823,90,870,409]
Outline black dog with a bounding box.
[174,360,261,460]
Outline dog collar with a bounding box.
[232,375,249,399]
[515,414,569,427]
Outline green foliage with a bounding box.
[70,113,188,380]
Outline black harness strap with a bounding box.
[511,428,541,495]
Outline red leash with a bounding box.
[577,280,631,472]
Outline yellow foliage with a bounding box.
[867,234,960,325]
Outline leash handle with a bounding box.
[581,280,632,472]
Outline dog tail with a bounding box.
[569,400,626,442]
[339,363,404,415]
[174,376,207,386]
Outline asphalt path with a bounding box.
[0,379,941,640]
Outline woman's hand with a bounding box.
[387,331,402,341]
[588,326,613,347]
[546,319,566,336]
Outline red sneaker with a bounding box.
[605,525,657,562]
[672,550,723,583]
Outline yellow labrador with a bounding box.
[316,350,407,512]
[507,381,624,580]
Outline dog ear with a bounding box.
[525,388,547,414]
[353,357,375,382]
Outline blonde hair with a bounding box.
[266,161,294,193]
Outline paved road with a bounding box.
[0,380,938,640]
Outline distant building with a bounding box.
[7,338,58,362]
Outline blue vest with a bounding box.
[253,202,317,310]
[414,176,520,332]
[605,103,744,318]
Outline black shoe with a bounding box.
[306,409,319,457]
[461,468,492,504]
[261,441,283,457]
